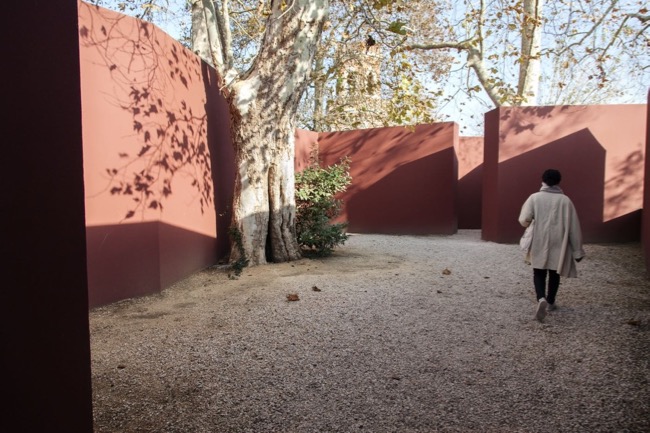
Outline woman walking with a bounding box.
[519,169,586,322]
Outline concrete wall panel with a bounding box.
[4,1,93,431]
[457,136,484,229]
[641,90,650,275]
[295,129,319,172]
[483,105,646,243]
[79,2,235,307]
[319,123,458,235]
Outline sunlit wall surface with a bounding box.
[78,2,235,307]
[482,104,647,244]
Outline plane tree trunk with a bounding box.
[192,0,329,266]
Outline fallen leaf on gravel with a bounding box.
[626,319,641,326]
[312,286,321,292]
[286,294,300,302]
[442,268,451,275]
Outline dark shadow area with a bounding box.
[481,109,501,241]
[202,62,236,261]
[345,149,457,235]
[87,221,221,308]
[4,1,93,431]
[601,210,643,243]
[86,223,161,308]
[319,124,458,234]
[641,89,650,275]
[499,105,585,137]
[458,163,483,229]
[159,223,220,288]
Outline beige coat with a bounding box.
[518,185,585,277]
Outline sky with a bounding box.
[90,0,648,137]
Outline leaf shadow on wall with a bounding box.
[79,3,215,221]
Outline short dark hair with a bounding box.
[542,169,562,186]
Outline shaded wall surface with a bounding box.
[79,2,235,308]
[483,104,647,244]
[319,123,458,235]
[642,90,650,275]
[3,1,94,432]
[456,136,484,229]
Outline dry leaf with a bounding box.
[286,293,300,302]
[442,268,451,275]
[312,286,321,292]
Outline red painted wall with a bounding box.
[295,128,319,172]
[319,123,458,235]
[641,90,650,273]
[3,1,93,431]
[457,136,484,229]
[483,104,647,244]
[78,3,235,307]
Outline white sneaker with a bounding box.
[536,298,548,322]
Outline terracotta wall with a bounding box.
[482,104,647,244]
[456,136,484,229]
[4,1,93,431]
[641,90,650,275]
[78,2,235,307]
[295,129,319,172]
[318,123,458,235]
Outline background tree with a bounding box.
[397,0,649,133]
[91,0,649,136]
[299,0,452,131]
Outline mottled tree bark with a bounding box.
[203,1,329,265]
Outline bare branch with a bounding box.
[404,40,473,51]
[217,0,235,72]
[556,0,619,56]
[629,13,650,24]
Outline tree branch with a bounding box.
[404,40,472,51]
[556,0,619,56]
[466,46,502,107]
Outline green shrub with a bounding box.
[295,157,352,257]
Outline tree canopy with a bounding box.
[90,0,648,134]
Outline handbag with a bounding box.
[519,220,534,252]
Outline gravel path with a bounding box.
[90,230,650,432]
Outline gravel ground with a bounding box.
[90,230,650,433]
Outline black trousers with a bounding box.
[533,268,560,304]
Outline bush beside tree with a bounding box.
[295,156,352,257]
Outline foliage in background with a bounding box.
[295,155,352,257]
[299,0,450,131]
[89,0,650,135]
[399,0,650,133]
